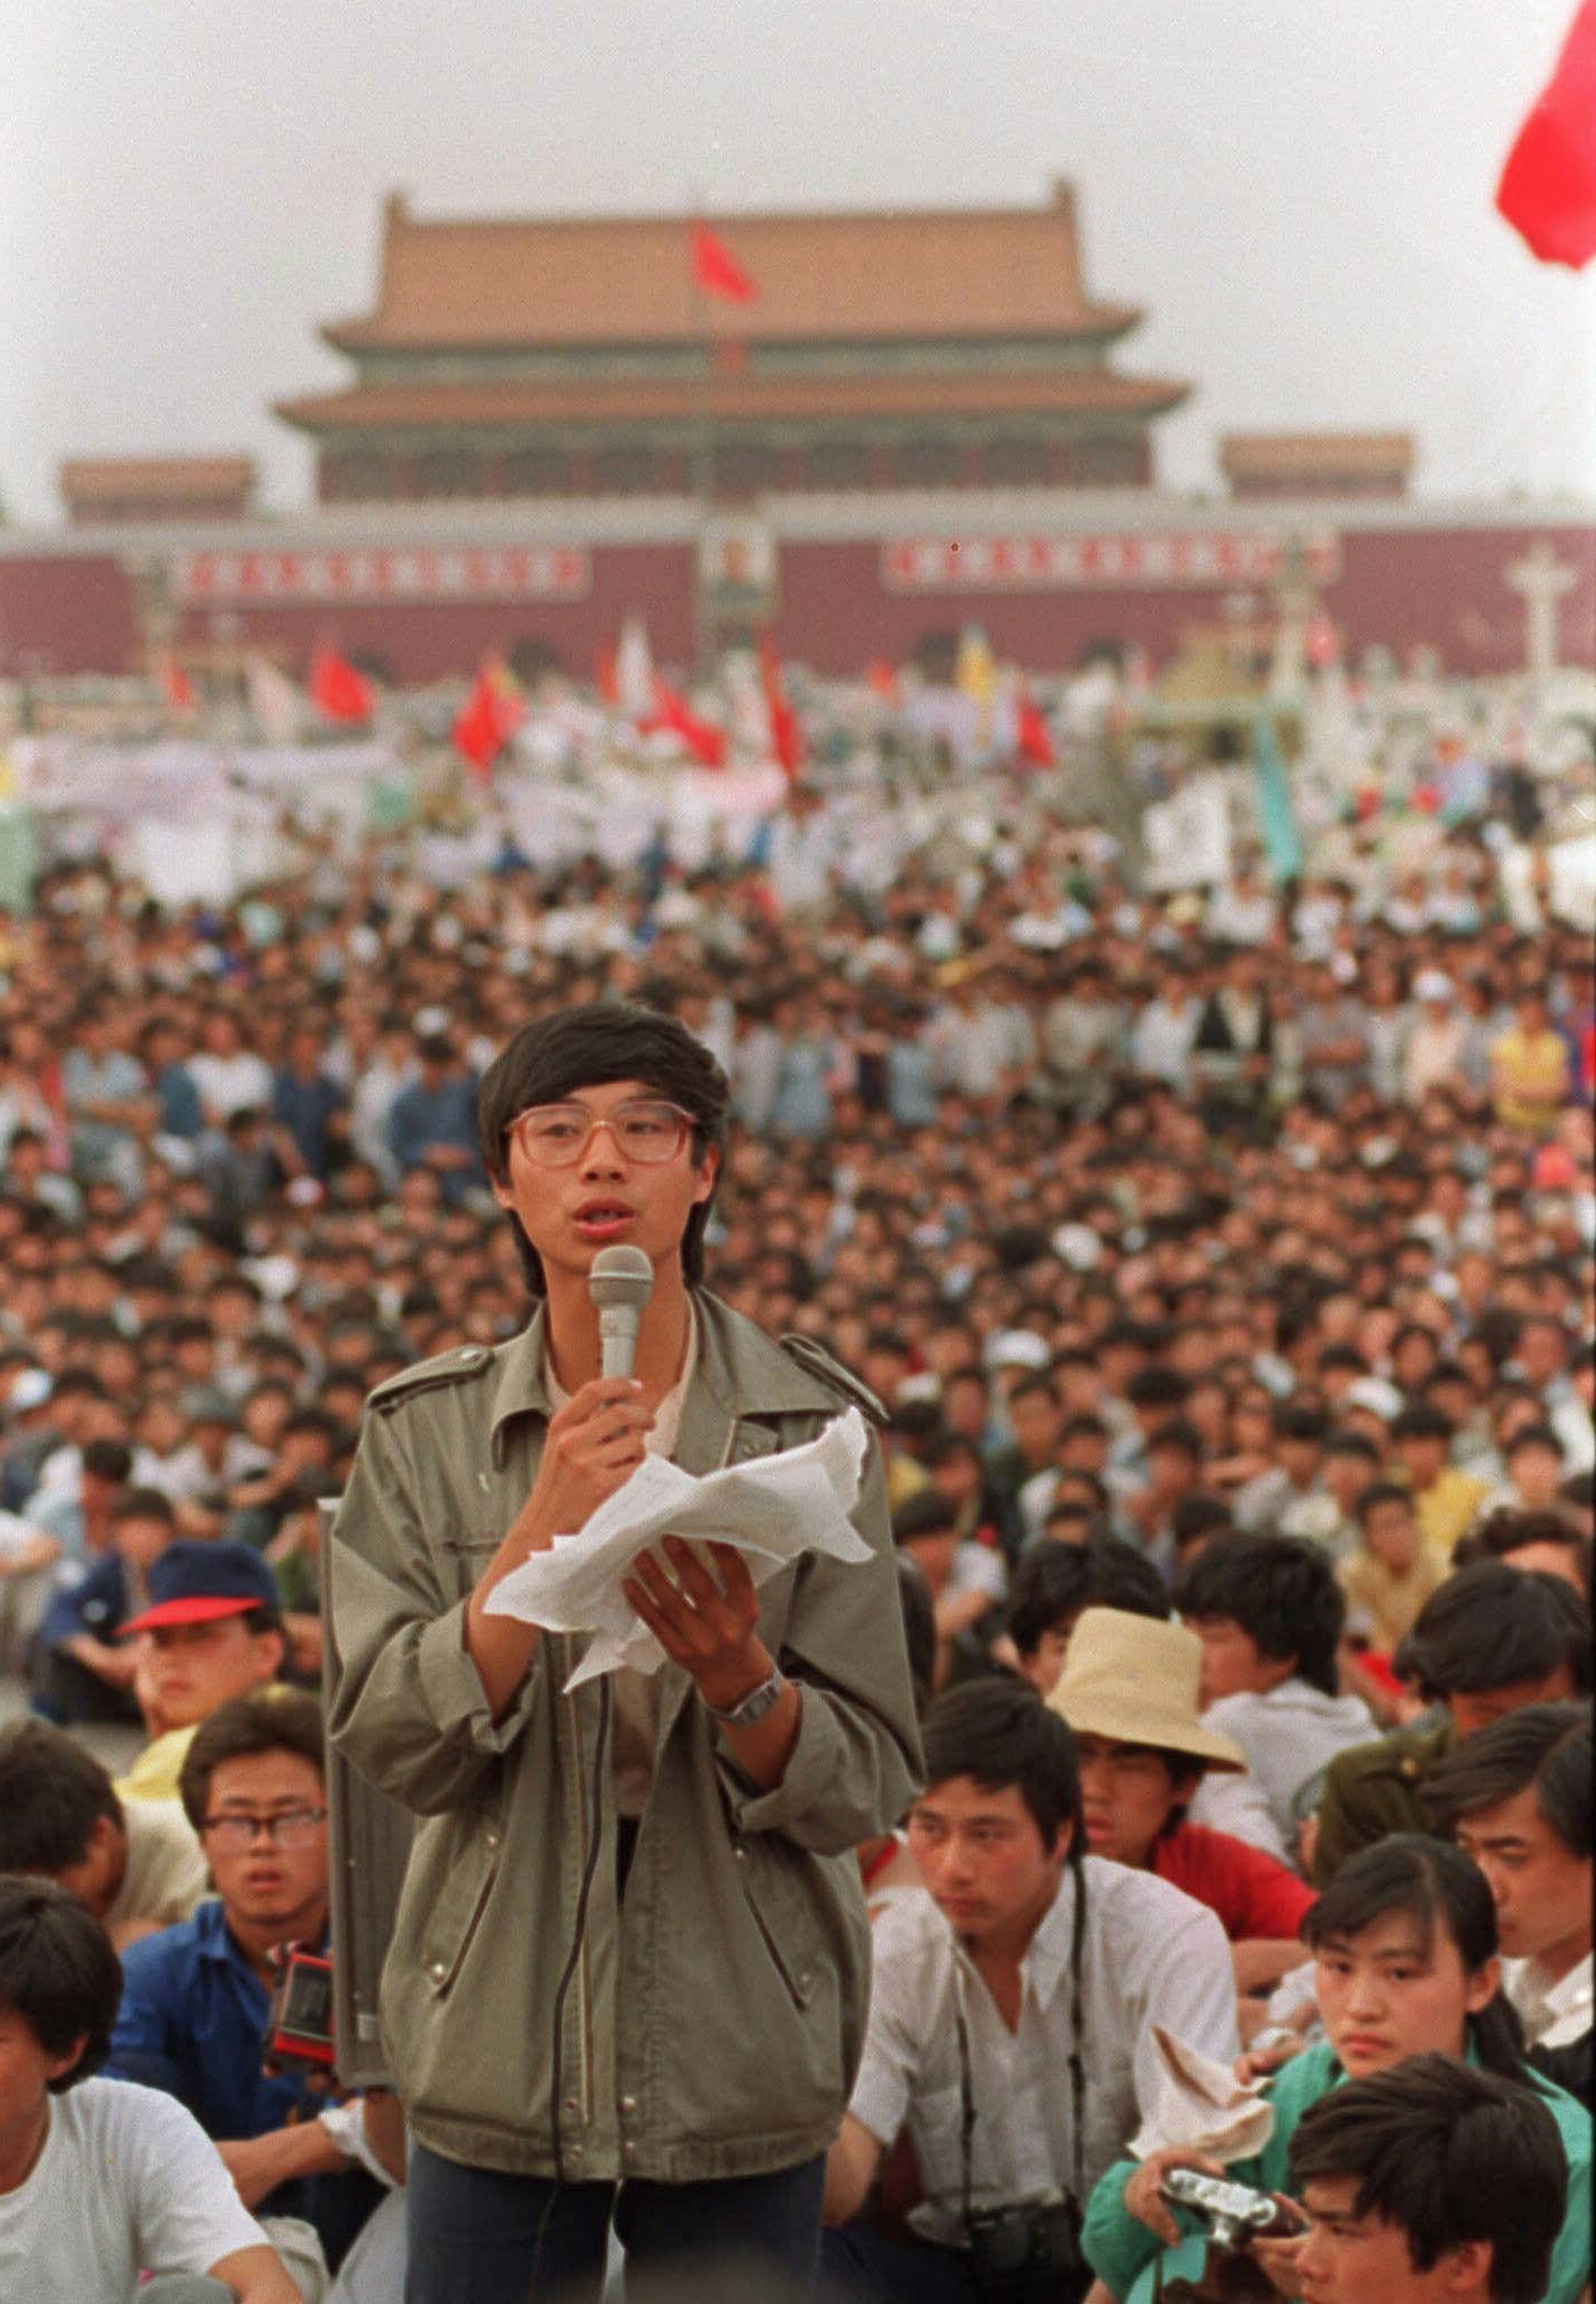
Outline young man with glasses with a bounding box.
[327,1000,921,2304]
[107,1689,393,2280]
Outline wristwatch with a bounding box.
[704,1668,787,1730]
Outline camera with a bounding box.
[263,1945,337,2077]
[966,2198,1089,2302]
[1159,2168,1305,2251]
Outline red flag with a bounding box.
[310,647,373,724]
[759,636,803,781]
[595,644,619,706]
[646,678,725,768]
[692,223,757,303]
[1015,688,1055,769]
[452,661,527,783]
[1497,0,1596,267]
[157,656,197,713]
[867,659,901,705]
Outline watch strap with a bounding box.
[705,1668,785,1729]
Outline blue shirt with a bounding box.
[108,1898,377,2263]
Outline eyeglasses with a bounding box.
[506,1099,693,1168]
[200,1806,327,1851]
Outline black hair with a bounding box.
[1125,1365,1190,1411]
[919,1678,1084,1852]
[1170,1492,1235,1553]
[1354,1478,1413,1527]
[0,1875,122,2091]
[1323,1428,1382,1464]
[1172,1531,1344,1696]
[1503,1421,1565,1460]
[109,1485,177,1529]
[1287,2055,1565,2304]
[81,1438,133,1484]
[1304,1836,1524,2077]
[1396,1563,1590,1701]
[1421,1701,1593,1858]
[891,1489,960,1545]
[476,1000,730,1297]
[177,1687,326,1836]
[1145,1417,1203,1462]
[0,1722,120,1875]
[1006,1537,1170,1659]
[1464,1506,1594,1594]
[1273,1401,1330,1444]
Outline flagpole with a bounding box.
[687,190,717,678]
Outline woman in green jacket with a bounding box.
[1082,1835,1592,2304]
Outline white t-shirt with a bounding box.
[108,1800,211,1932]
[0,2076,267,2301]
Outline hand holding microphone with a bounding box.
[523,1247,658,1541]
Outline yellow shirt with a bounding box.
[1491,1028,1570,1135]
[1339,1545,1448,1653]
[1414,1467,1491,1557]
[114,1724,198,1804]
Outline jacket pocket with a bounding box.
[409,1816,504,1997]
[733,1836,819,2012]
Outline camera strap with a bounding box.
[955,1855,1088,2231]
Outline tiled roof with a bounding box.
[276,369,1189,435]
[1220,433,1415,478]
[60,456,256,502]
[320,185,1144,349]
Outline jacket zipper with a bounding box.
[564,1633,595,2127]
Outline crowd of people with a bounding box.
[0,658,1591,2304]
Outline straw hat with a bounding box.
[1045,1606,1247,1772]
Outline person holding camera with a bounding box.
[1080,1836,1590,2304]
[106,1690,396,2283]
[1285,2054,1568,2304]
[823,1678,1238,2303]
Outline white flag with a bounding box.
[247,656,306,745]
[614,618,655,721]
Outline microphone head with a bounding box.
[587,1243,656,1314]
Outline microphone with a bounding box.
[587,1245,655,1380]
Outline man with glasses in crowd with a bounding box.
[106,1688,393,2282]
[326,1000,920,2304]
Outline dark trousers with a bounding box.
[405,2141,825,2304]
[821,2222,979,2304]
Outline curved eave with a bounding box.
[275,370,1191,437]
[316,303,1146,358]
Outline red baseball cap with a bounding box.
[121,1539,280,1635]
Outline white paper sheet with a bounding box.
[484,1406,873,1689]
[1129,2025,1276,2161]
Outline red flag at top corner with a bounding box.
[156,656,197,713]
[1496,0,1596,268]
[692,223,757,303]
[310,646,373,725]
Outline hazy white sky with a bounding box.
[4,0,1594,525]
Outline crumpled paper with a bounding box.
[1129,2025,1276,2162]
[484,1406,872,1690]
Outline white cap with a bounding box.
[7,1370,52,1413]
[984,1330,1052,1373]
[1413,969,1454,1003]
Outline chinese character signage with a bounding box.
[172,546,591,604]
[881,532,1340,591]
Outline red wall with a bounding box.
[5,517,1592,683]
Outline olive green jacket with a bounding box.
[325,1291,922,2183]
[1310,1717,1454,1886]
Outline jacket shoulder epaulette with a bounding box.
[367,1342,496,1415]
[777,1334,887,1425]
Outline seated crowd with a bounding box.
[0,778,1591,2302]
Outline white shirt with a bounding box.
[187,1049,274,1122]
[0,2076,266,2302]
[1199,1678,1377,1851]
[1506,1951,1594,2052]
[850,1859,1237,2247]
[109,1799,211,1932]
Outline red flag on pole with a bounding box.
[1015,688,1056,769]
[157,656,197,713]
[1496,0,1596,267]
[646,677,726,767]
[452,661,527,783]
[595,644,619,706]
[759,635,804,781]
[692,223,757,303]
[310,647,373,724]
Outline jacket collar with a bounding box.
[484,1289,842,1472]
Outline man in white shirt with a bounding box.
[823,1680,1236,2302]
[1424,1701,1592,2100]
[0,1874,300,2303]
[0,1720,207,1950]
